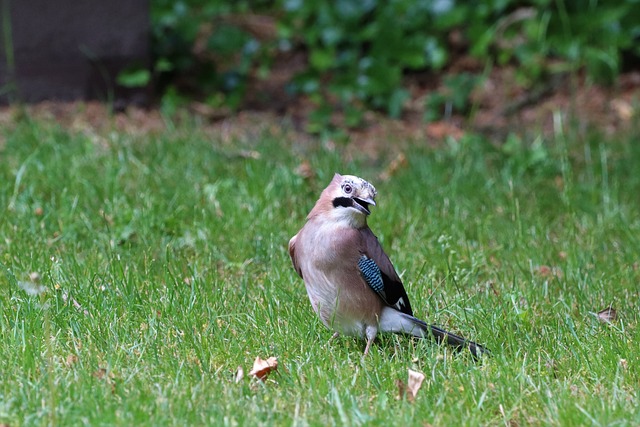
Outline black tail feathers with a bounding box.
[429,325,490,359]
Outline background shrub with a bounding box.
[150,0,640,127]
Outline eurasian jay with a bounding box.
[289,173,488,357]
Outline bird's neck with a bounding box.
[327,208,367,229]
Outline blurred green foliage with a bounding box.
[151,0,269,110]
[150,0,640,128]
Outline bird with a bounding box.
[288,173,488,358]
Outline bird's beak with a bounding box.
[353,197,376,216]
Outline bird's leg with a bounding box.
[363,325,378,356]
[363,337,374,356]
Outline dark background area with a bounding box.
[0,0,149,105]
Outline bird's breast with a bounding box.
[296,221,382,336]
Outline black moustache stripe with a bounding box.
[332,197,353,209]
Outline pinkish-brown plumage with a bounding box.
[289,173,488,357]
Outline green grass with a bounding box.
[1,112,639,426]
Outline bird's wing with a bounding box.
[359,227,413,315]
[288,234,303,278]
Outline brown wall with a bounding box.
[0,0,150,105]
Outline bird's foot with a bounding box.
[363,336,374,356]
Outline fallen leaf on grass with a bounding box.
[591,306,618,324]
[249,356,278,381]
[408,369,426,396]
[397,369,426,402]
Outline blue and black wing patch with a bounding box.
[358,255,385,296]
[358,254,412,315]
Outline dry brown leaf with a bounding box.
[408,369,426,398]
[594,307,618,323]
[397,369,426,402]
[249,356,278,380]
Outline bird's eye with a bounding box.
[343,184,353,194]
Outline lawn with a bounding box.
[0,111,639,426]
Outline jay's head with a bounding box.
[311,173,377,227]
[330,173,377,216]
